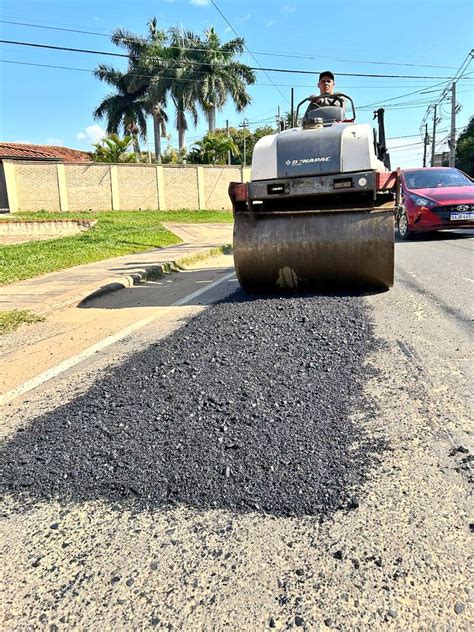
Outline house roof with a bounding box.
[0,143,91,162]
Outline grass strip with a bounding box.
[0,210,233,223]
[0,210,233,285]
[176,244,233,270]
[0,310,45,335]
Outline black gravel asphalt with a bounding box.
[1,290,386,517]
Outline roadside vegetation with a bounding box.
[93,125,275,166]
[185,126,275,166]
[92,134,137,163]
[455,116,473,177]
[0,210,233,285]
[0,309,45,335]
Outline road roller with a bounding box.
[229,94,399,291]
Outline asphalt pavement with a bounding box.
[1,228,472,630]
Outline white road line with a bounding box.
[1,271,236,406]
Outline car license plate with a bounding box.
[450,211,473,221]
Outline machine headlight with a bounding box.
[410,194,436,208]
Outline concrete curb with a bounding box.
[79,244,233,305]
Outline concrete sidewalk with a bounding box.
[0,223,233,315]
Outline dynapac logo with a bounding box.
[285,157,331,166]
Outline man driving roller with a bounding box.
[302,70,345,125]
[313,71,343,106]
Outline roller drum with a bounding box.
[233,211,394,290]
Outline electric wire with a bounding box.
[358,74,473,109]
[420,49,473,130]
[2,53,462,90]
[209,0,289,105]
[1,29,470,165]
[0,18,460,70]
[0,39,461,79]
[4,59,469,99]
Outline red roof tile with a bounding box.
[0,143,91,162]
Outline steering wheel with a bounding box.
[309,94,345,108]
[294,93,355,126]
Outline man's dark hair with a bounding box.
[319,71,335,81]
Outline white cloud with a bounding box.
[266,19,276,27]
[190,0,210,6]
[76,125,106,144]
[12,139,32,144]
[280,5,296,14]
[239,13,251,23]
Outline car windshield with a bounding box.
[404,169,474,189]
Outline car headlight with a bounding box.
[410,194,436,208]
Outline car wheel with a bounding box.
[397,209,413,240]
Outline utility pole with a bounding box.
[290,88,294,127]
[239,118,249,166]
[430,104,437,167]
[277,106,281,131]
[449,81,456,167]
[226,119,231,166]
[422,123,428,167]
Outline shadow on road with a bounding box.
[79,265,389,311]
[1,290,386,518]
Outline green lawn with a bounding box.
[0,210,233,285]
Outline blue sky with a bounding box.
[0,0,472,168]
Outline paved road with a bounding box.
[395,231,472,331]
[1,231,472,630]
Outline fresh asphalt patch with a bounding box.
[1,289,386,518]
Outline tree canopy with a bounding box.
[93,19,255,162]
[92,134,136,163]
[455,116,474,177]
[187,132,239,165]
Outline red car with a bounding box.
[397,167,474,240]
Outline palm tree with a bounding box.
[164,27,202,153]
[190,132,239,164]
[113,19,171,162]
[92,134,136,163]
[191,27,256,132]
[93,20,255,159]
[93,66,148,154]
[94,19,170,162]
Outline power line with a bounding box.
[420,49,473,129]
[0,18,460,70]
[0,38,464,80]
[0,38,130,58]
[388,141,424,150]
[0,50,457,88]
[0,57,253,84]
[0,58,93,72]
[4,58,469,113]
[209,0,289,105]
[357,77,469,109]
